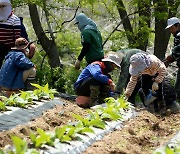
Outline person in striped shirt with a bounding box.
[0,0,35,67]
[124,53,180,114]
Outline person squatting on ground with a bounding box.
[74,13,104,70]
[0,0,36,67]
[163,17,180,101]
[0,38,36,93]
[74,53,121,108]
[114,49,145,97]
[124,53,180,114]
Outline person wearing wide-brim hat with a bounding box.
[164,17,180,101]
[0,38,36,93]
[74,52,121,108]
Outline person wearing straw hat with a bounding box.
[74,13,104,70]
[74,52,121,108]
[164,17,180,101]
[0,38,36,92]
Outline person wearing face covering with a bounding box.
[74,13,104,70]
[74,53,121,108]
[0,0,36,67]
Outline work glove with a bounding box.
[110,82,116,92]
[75,59,81,70]
[152,82,159,91]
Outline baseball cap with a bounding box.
[165,17,180,29]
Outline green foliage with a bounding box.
[30,128,54,148]
[31,83,57,99]
[11,135,27,154]
[4,94,32,108]
[72,113,106,129]
[0,101,7,111]
[55,125,73,142]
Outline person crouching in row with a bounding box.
[0,38,36,96]
[74,53,121,108]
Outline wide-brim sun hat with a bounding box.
[102,53,122,68]
[165,17,180,29]
[129,53,151,76]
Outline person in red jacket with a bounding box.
[74,52,121,108]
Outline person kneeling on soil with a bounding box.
[74,52,121,108]
[0,38,36,94]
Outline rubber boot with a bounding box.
[98,85,110,104]
[90,85,99,106]
[24,77,36,91]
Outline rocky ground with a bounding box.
[0,98,179,154]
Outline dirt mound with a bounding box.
[83,110,180,154]
[0,98,179,154]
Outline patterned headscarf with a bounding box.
[129,53,151,76]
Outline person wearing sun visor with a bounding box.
[74,13,104,70]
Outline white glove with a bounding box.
[75,60,81,70]
[152,82,159,91]
[110,82,116,92]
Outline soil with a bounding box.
[0,98,179,154]
[84,110,180,154]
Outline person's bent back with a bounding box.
[0,38,36,91]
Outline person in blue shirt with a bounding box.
[0,37,36,92]
[74,52,121,108]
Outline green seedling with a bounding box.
[4,94,32,108]
[19,91,38,102]
[72,113,106,129]
[55,125,73,143]
[31,83,57,100]
[30,128,54,148]
[0,101,7,111]
[11,135,28,154]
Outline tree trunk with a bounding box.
[28,4,61,68]
[137,0,151,51]
[153,0,178,59]
[153,0,170,59]
[115,0,135,45]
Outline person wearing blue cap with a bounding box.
[164,17,180,101]
[74,13,104,70]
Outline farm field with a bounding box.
[0,96,179,154]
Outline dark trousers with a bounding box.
[129,74,175,109]
[0,47,10,67]
[75,77,109,97]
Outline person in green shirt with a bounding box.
[74,13,104,70]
